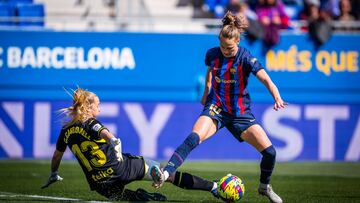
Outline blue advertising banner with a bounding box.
[0,31,359,161]
[0,30,359,103]
[0,101,359,161]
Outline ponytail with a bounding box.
[60,87,97,127]
[220,11,247,40]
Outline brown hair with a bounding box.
[60,87,97,127]
[220,11,248,40]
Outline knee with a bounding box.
[261,145,276,159]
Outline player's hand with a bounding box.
[274,98,288,111]
[110,137,123,161]
[41,171,63,189]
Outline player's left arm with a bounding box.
[201,66,212,105]
[256,69,287,111]
[51,149,64,173]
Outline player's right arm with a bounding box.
[201,66,212,105]
[88,119,123,161]
[255,69,287,111]
[99,127,123,161]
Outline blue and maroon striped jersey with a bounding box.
[204,46,263,116]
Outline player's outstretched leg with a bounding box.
[150,165,218,199]
[162,132,201,183]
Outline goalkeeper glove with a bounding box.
[41,171,63,189]
[110,137,123,161]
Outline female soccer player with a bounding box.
[155,11,287,203]
[42,87,218,201]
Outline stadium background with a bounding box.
[0,0,359,162]
[0,30,359,162]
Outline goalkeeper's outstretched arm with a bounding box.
[100,129,123,161]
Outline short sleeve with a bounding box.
[245,50,264,75]
[205,47,219,67]
[205,49,212,67]
[87,119,108,138]
[56,129,67,152]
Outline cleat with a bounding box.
[135,188,167,201]
[211,188,219,199]
[210,180,219,199]
[258,184,283,203]
[150,165,165,188]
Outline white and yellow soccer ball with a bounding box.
[217,174,245,202]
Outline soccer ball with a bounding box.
[217,174,245,202]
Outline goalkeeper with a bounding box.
[42,87,218,201]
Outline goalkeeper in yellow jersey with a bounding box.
[42,87,219,201]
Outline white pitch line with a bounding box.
[0,193,81,201]
[0,191,111,203]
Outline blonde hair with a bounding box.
[220,11,248,40]
[60,87,97,127]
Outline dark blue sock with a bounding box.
[172,171,213,191]
[260,145,276,184]
[164,132,200,174]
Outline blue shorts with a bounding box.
[200,104,258,142]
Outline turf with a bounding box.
[0,160,360,202]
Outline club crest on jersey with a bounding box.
[250,57,257,64]
[215,76,221,83]
[230,67,236,74]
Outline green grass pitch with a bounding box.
[0,160,360,202]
